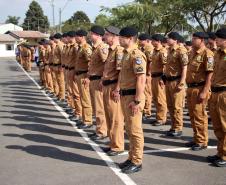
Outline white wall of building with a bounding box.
[0,42,17,57]
[0,23,23,34]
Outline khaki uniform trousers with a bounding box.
[143,75,152,117]
[52,66,65,100]
[151,77,167,122]
[187,86,209,146]
[103,83,124,151]
[90,79,107,136]
[68,70,81,116]
[165,80,185,131]
[209,91,226,160]
[75,73,92,125]
[121,95,145,165]
[44,66,54,92]
[65,70,75,109]
[50,66,59,96]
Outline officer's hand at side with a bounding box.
[111,89,120,103]
[83,78,90,89]
[128,101,139,116]
[198,91,207,103]
[99,81,103,91]
[159,79,165,89]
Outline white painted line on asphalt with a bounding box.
[15,61,137,185]
[118,146,217,156]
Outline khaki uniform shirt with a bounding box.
[211,49,226,87]
[165,44,189,77]
[102,44,124,81]
[53,41,63,65]
[186,46,214,84]
[88,41,109,76]
[141,44,154,75]
[119,44,147,90]
[75,42,92,71]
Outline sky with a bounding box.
[0,0,134,26]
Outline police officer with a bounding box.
[138,33,153,119]
[207,32,218,54]
[185,32,214,151]
[165,32,188,137]
[185,41,192,55]
[150,34,168,126]
[53,33,66,104]
[74,29,93,127]
[82,25,108,133]
[118,26,146,174]
[208,28,226,167]
[100,26,124,155]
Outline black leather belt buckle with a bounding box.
[166,75,181,81]
[187,81,205,88]
[69,67,75,70]
[102,79,118,86]
[65,66,69,70]
[151,73,163,78]
[89,75,102,81]
[211,86,226,93]
[120,89,136,96]
[76,71,88,75]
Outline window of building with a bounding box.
[6,44,14,51]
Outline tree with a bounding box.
[94,14,111,28]
[22,0,49,32]
[62,11,91,32]
[5,16,20,25]
[184,0,226,32]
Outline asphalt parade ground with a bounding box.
[0,58,225,185]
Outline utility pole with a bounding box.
[59,0,72,33]
[49,0,55,29]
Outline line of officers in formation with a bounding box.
[17,25,226,173]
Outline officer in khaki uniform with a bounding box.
[150,34,168,126]
[118,26,146,174]
[85,25,108,135]
[66,31,82,121]
[43,40,54,94]
[208,28,226,167]
[37,42,45,86]
[185,41,192,55]
[21,43,32,72]
[100,26,124,154]
[49,36,59,97]
[185,32,214,151]
[74,29,93,127]
[165,32,188,137]
[138,33,154,118]
[53,33,66,103]
[207,32,218,55]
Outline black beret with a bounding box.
[119,26,138,37]
[62,32,68,38]
[53,33,62,39]
[138,33,151,40]
[91,25,105,36]
[162,37,167,43]
[215,28,226,39]
[207,32,217,40]
[167,32,180,41]
[49,36,54,40]
[42,39,49,45]
[178,35,185,43]
[76,29,88,36]
[105,26,120,36]
[67,31,76,37]
[185,41,192,46]
[152,34,165,42]
[193,32,209,39]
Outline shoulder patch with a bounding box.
[135,57,142,65]
[136,67,144,72]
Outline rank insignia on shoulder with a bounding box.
[135,57,142,65]
[136,67,143,72]
[207,57,214,64]
[102,47,108,54]
[196,56,201,61]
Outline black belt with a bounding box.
[75,71,88,75]
[44,63,49,66]
[102,79,118,86]
[49,63,53,66]
[211,86,226,93]
[69,67,75,70]
[53,64,61,66]
[120,89,136,96]
[62,64,65,68]
[187,81,205,88]
[151,72,163,78]
[165,75,181,81]
[89,75,102,81]
[65,66,69,70]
